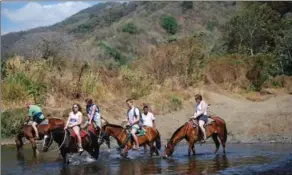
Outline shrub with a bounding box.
[169,95,182,111]
[161,15,178,35]
[120,67,153,98]
[122,22,138,34]
[1,61,7,78]
[99,41,128,65]
[1,108,27,138]
[2,72,31,103]
[246,54,276,91]
[206,21,216,32]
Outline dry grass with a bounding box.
[2,39,291,121]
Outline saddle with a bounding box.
[192,117,214,128]
[125,125,147,137]
[69,129,88,139]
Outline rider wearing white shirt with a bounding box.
[126,99,140,150]
[142,105,156,128]
[190,94,208,143]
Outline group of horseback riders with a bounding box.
[25,94,208,153]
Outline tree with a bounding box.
[122,22,138,34]
[225,4,279,56]
[161,15,179,35]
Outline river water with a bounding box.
[1,143,292,175]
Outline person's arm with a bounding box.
[195,101,207,118]
[133,109,140,124]
[151,113,156,128]
[89,105,96,124]
[26,108,32,122]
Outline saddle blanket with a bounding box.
[70,129,88,138]
[193,118,214,128]
[27,119,48,125]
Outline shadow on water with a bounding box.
[2,144,292,175]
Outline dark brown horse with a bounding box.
[15,117,65,156]
[43,124,101,164]
[101,124,161,158]
[163,116,227,159]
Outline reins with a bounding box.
[43,129,67,152]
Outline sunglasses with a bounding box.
[73,106,78,109]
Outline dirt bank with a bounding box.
[110,87,292,144]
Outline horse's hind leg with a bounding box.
[211,134,220,154]
[148,142,155,157]
[29,138,39,157]
[218,133,226,154]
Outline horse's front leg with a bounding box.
[143,144,147,152]
[60,148,68,164]
[188,139,196,156]
[121,146,129,158]
[191,141,196,155]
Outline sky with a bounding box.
[1,1,100,35]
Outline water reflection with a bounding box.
[2,144,292,175]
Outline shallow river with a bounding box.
[1,143,292,175]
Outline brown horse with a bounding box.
[101,124,161,158]
[163,116,227,159]
[43,124,100,164]
[15,117,65,156]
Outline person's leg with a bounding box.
[94,118,104,143]
[131,128,139,149]
[199,120,206,141]
[32,121,39,139]
[73,126,83,151]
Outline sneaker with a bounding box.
[78,148,84,152]
[132,145,139,151]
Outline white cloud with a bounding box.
[2,2,91,33]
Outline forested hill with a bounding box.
[1,1,240,60]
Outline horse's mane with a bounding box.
[103,123,124,130]
[48,117,63,120]
[51,127,65,134]
[170,123,187,141]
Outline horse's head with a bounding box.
[42,132,53,152]
[163,139,175,159]
[42,128,65,152]
[98,124,111,146]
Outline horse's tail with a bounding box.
[155,129,161,150]
[15,131,24,152]
[223,121,228,143]
[212,116,227,143]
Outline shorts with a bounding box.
[131,124,140,131]
[198,115,208,123]
[33,114,45,124]
[93,117,101,129]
